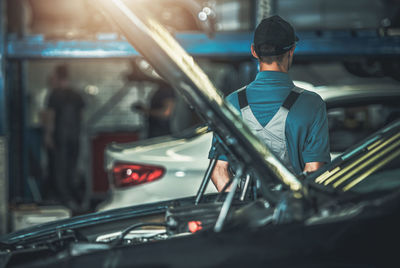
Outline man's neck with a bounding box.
[259,61,288,73]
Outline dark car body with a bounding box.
[3,191,399,267]
[1,1,400,267]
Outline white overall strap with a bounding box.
[238,86,303,172]
[238,88,264,132]
[265,86,304,135]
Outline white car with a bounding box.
[97,82,400,211]
[98,127,216,211]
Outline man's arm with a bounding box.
[302,100,331,172]
[211,160,231,192]
[149,98,175,118]
[132,98,175,118]
[304,162,324,173]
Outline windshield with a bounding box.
[310,120,400,194]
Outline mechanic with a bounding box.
[208,15,331,192]
[132,82,176,138]
[43,64,85,210]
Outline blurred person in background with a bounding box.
[127,59,200,139]
[131,82,176,138]
[42,64,85,211]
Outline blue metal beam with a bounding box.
[296,31,400,57]
[6,31,400,59]
[6,32,252,59]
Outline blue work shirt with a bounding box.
[208,71,331,175]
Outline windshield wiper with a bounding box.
[308,120,400,200]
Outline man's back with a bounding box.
[226,71,330,174]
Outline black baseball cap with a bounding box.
[253,15,299,56]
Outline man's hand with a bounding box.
[131,103,147,114]
[303,162,324,173]
[211,160,231,192]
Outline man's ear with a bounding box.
[287,50,292,59]
[287,46,295,59]
[251,44,259,59]
[289,46,295,57]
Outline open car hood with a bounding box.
[97,0,306,202]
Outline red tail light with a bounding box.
[188,221,203,233]
[112,162,165,188]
